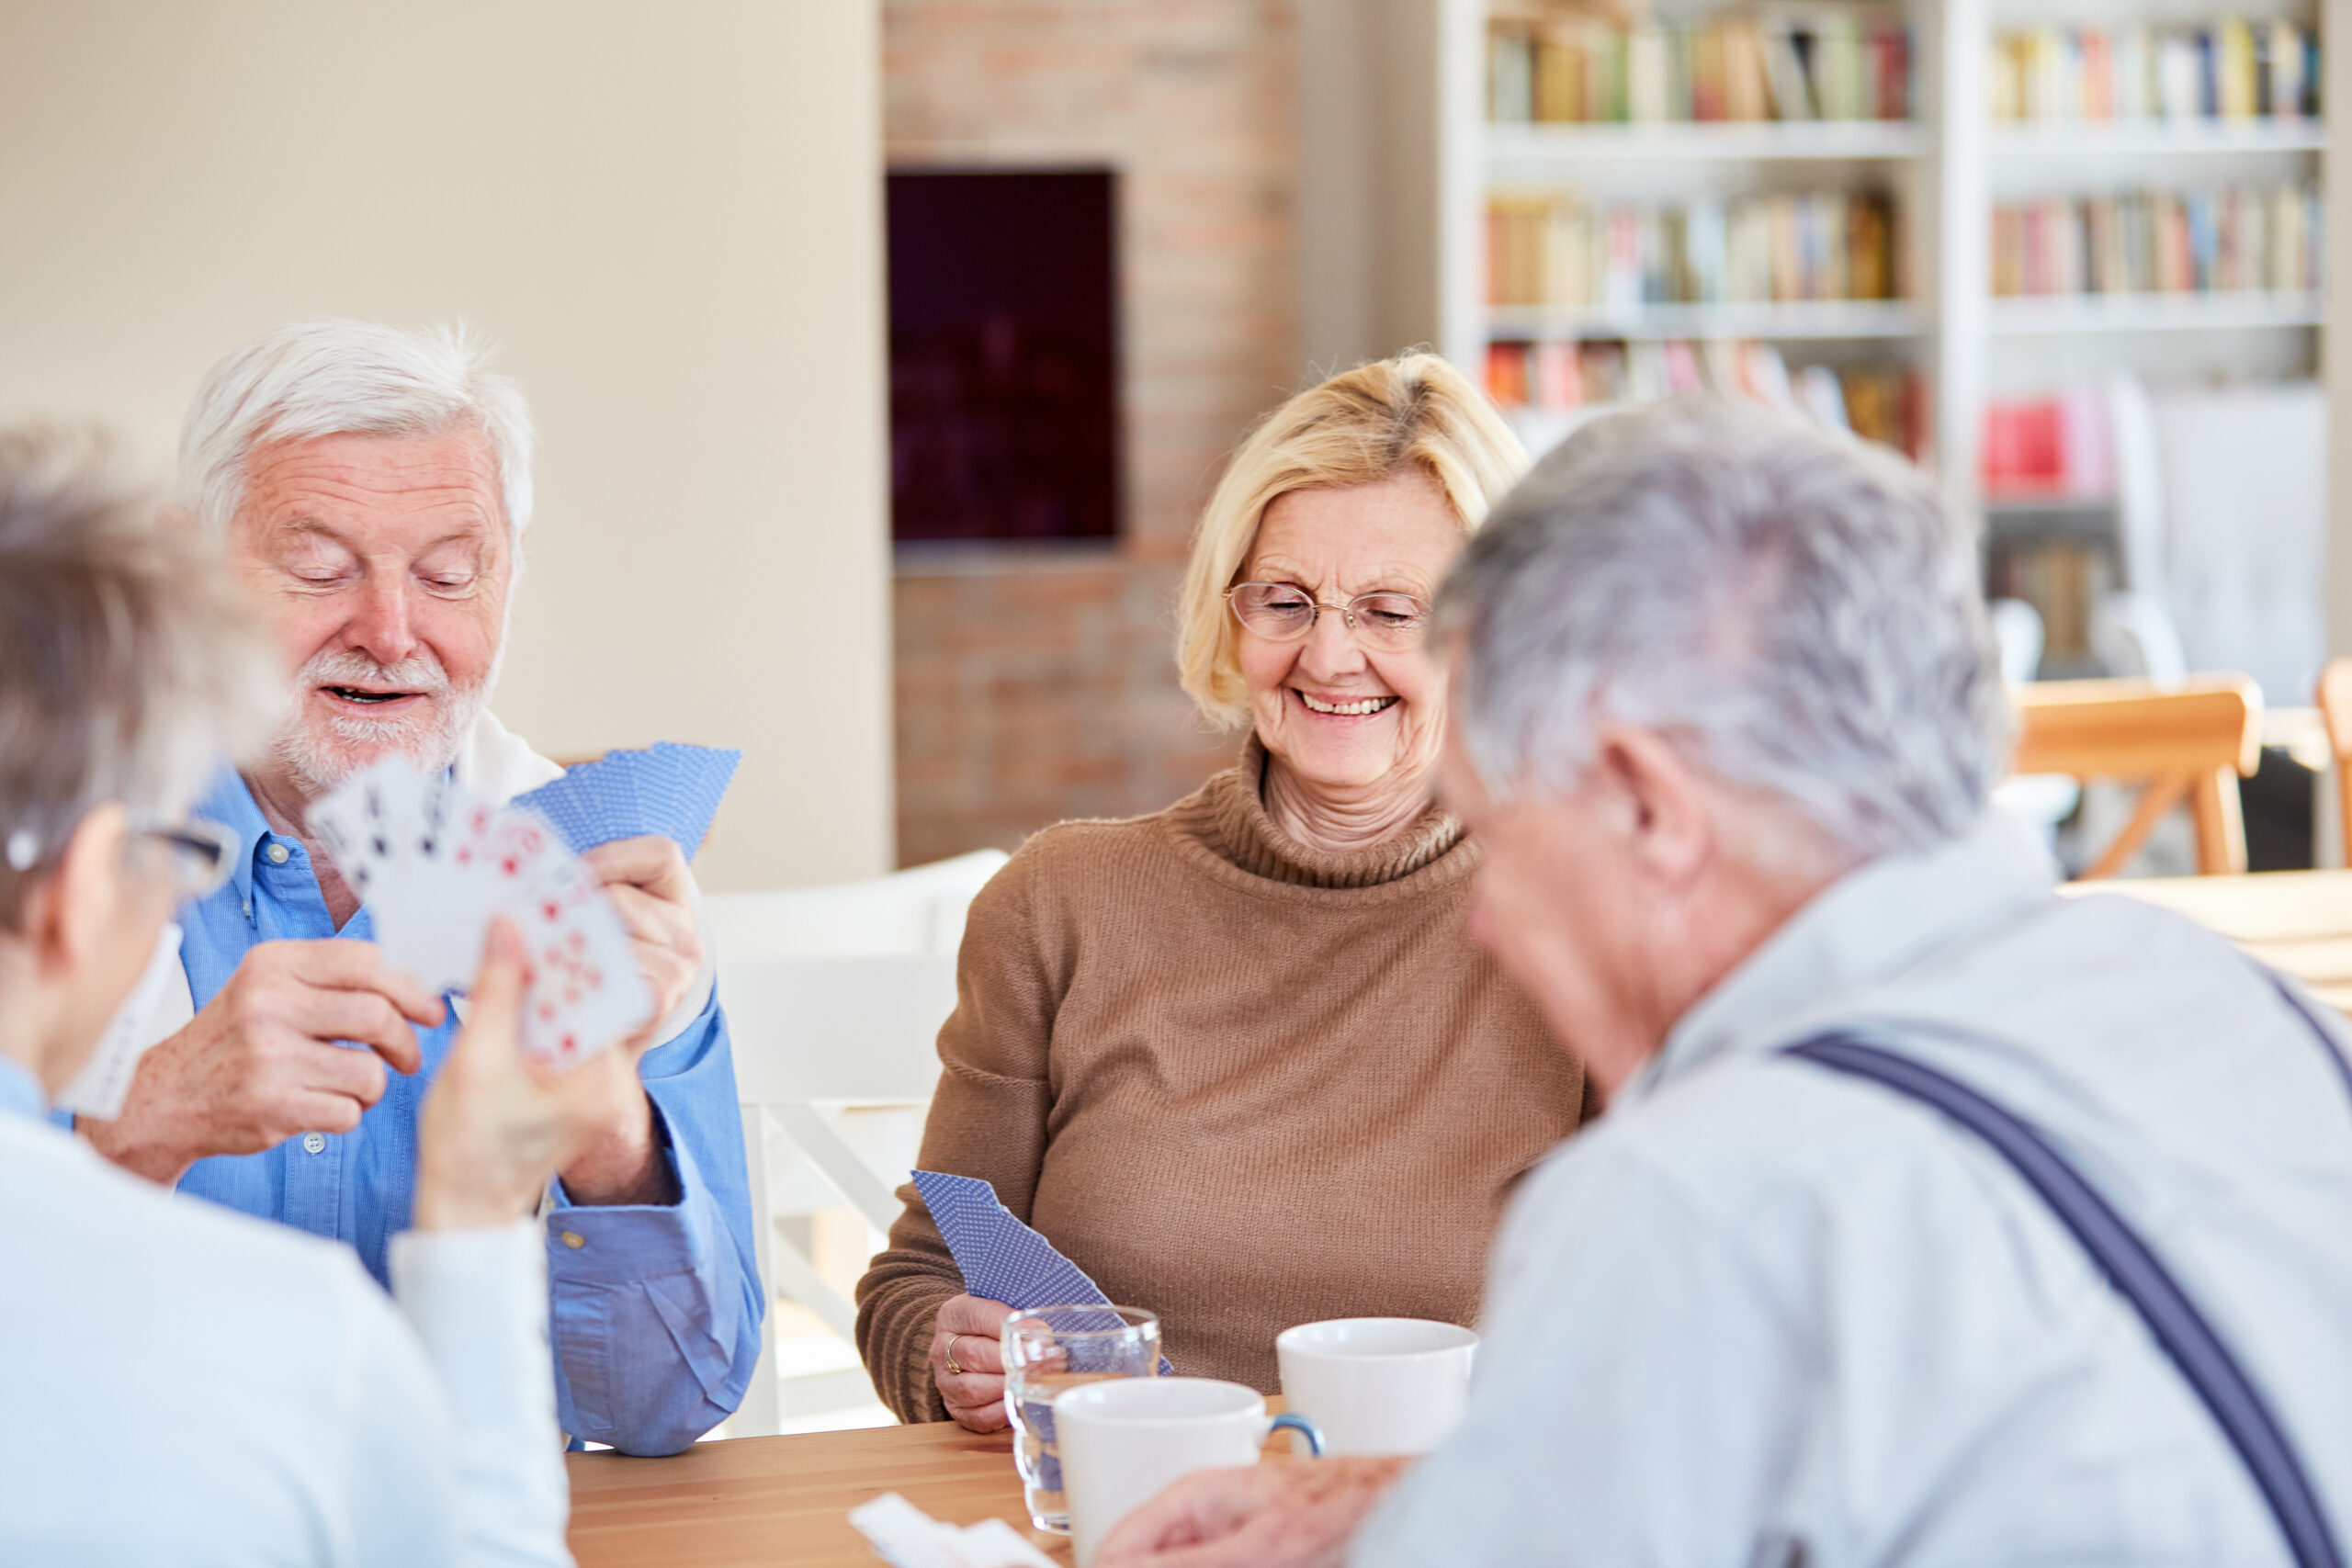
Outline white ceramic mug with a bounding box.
[1275,1316,1476,1456]
[1054,1377,1324,1567]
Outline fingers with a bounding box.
[937,1294,1018,1339]
[290,987,424,1077]
[938,1328,1004,1378]
[946,1396,1009,1434]
[1092,1472,1267,1568]
[454,919,528,1066]
[583,836,693,905]
[265,939,447,1026]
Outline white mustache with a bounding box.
[297,649,455,702]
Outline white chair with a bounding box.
[711,850,1007,1436]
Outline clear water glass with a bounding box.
[1001,1303,1161,1533]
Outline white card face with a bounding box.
[309,760,652,1066]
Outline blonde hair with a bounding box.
[1175,352,1530,726]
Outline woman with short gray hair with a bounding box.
[0,427,605,1565]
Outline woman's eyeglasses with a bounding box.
[131,818,238,902]
[1225,581,1431,653]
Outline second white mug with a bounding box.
[1275,1316,1476,1456]
[1054,1376,1323,1568]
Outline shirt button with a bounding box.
[266,842,291,865]
[560,1231,586,1250]
[301,1132,325,1155]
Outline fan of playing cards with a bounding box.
[308,759,655,1069]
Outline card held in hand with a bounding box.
[911,1170,1175,1373]
[508,741,741,861]
[308,759,654,1068]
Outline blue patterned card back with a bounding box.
[912,1169,1173,1373]
[510,742,741,861]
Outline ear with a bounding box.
[36,805,130,980]
[1589,726,1714,888]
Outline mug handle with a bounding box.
[1267,1413,1325,1457]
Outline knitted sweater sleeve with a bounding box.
[854,839,1065,1423]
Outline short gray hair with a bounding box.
[1440,398,2007,861]
[178,319,535,542]
[0,428,279,926]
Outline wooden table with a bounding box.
[569,1421,1069,1567]
[2063,867,2352,1011]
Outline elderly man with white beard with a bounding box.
[74,319,761,1457]
[1098,399,2352,1566]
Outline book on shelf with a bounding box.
[1990,539,2111,662]
[1989,183,2320,299]
[1484,336,1928,461]
[1982,390,2113,500]
[1488,188,1902,309]
[1990,19,2318,123]
[1488,8,1911,126]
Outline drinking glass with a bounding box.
[1001,1303,1161,1533]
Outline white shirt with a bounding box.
[1359,815,2352,1565]
[0,1061,571,1567]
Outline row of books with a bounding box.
[1990,185,2322,299]
[1488,190,1902,309]
[1483,337,1928,460]
[1982,390,2113,501]
[1487,11,1911,125]
[1990,20,2318,123]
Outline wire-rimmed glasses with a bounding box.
[1224,581,1431,652]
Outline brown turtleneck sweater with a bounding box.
[854,747,1589,1422]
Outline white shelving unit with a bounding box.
[1426,0,2330,526]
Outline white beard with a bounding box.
[270,647,501,797]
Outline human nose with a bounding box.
[344,573,421,667]
[1295,603,1366,674]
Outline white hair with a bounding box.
[1439,397,2009,861]
[178,319,535,542]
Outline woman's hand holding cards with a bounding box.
[932,1292,1018,1432]
[415,919,619,1231]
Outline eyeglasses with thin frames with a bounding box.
[1225,581,1431,653]
[130,817,238,902]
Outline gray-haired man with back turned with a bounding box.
[1101,399,2352,1566]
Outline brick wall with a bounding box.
[885,0,1301,866]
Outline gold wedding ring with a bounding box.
[944,1333,967,1375]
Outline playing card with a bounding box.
[911,1170,1175,1373]
[509,741,741,861]
[309,759,653,1067]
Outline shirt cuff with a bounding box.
[542,1108,718,1287]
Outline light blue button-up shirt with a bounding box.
[164,769,763,1455]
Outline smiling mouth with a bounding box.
[322,685,422,707]
[1296,690,1399,717]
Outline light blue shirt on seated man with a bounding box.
[164,762,763,1455]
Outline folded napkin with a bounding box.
[509,741,741,861]
[849,1493,1057,1568]
[912,1170,1174,1374]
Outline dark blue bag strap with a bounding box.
[1783,1033,2345,1568]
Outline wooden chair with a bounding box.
[2010,676,2263,879]
[2314,659,2352,862]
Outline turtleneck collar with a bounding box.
[1169,736,1468,891]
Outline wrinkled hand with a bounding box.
[932,1293,1016,1432]
[83,939,445,1185]
[583,835,704,1030]
[1093,1457,1411,1568]
[415,919,620,1229]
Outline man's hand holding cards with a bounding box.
[309,761,655,1069]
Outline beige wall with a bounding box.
[0,0,892,890]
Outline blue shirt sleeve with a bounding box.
[542,990,764,1455]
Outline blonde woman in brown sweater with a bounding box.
[854,353,1590,1427]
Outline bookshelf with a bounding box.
[1419,0,2332,675]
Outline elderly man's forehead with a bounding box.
[239,428,505,532]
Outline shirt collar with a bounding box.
[1622,809,2061,1106]
[0,1055,45,1121]
[194,767,274,913]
